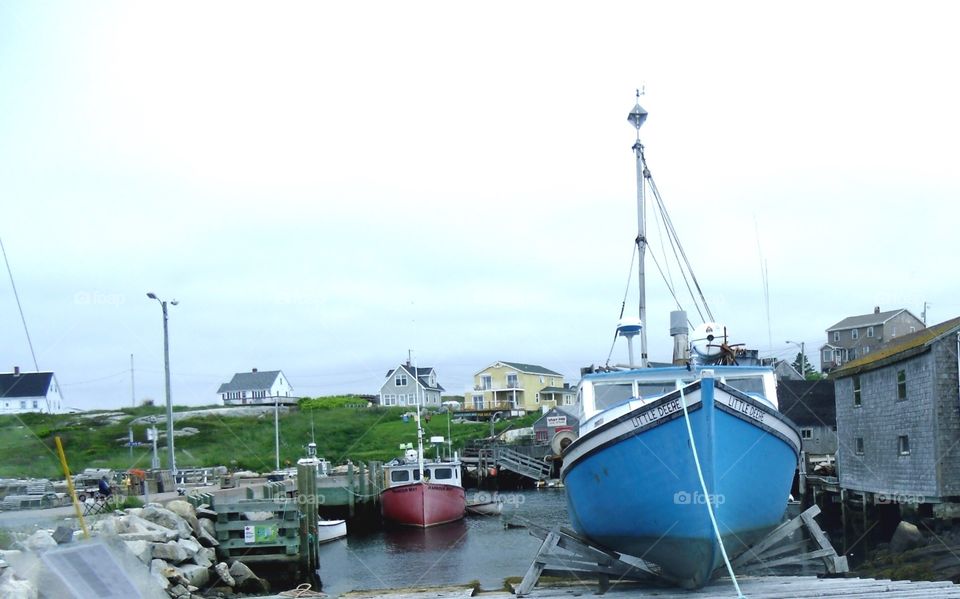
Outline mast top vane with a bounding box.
[628,87,648,135]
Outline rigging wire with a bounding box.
[605,244,638,367]
[1,236,40,372]
[646,173,715,322]
[637,145,713,324]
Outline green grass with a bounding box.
[0,399,542,478]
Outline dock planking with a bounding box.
[325,576,960,599]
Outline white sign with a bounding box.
[546,416,567,427]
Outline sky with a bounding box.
[1,2,959,412]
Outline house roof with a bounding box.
[831,316,960,378]
[217,370,284,393]
[385,364,444,392]
[826,309,919,332]
[483,361,563,377]
[776,380,836,427]
[0,372,54,398]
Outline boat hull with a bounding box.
[316,519,347,543]
[381,482,466,528]
[562,375,800,589]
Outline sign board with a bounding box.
[244,524,278,544]
[546,415,567,427]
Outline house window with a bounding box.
[850,348,858,360]
[506,373,518,388]
[801,428,813,439]
[863,346,870,355]
[853,376,861,407]
[473,394,483,409]
[823,349,833,362]
[855,437,864,455]
[897,370,907,401]
[833,331,839,342]
[481,375,492,390]
[852,328,859,340]
[540,376,544,383]
[396,373,408,386]
[535,393,541,403]
[20,401,26,409]
[867,326,875,338]
[898,435,910,455]
[32,400,38,409]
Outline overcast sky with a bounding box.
[1,2,958,411]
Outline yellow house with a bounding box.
[467,361,567,413]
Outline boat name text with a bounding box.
[727,397,766,423]
[632,398,683,428]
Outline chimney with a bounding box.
[874,306,880,314]
[252,368,258,373]
[13,366,20,376]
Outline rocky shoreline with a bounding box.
[0,499,293,598]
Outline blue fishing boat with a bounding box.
[561,96,801,590]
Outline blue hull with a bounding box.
[562,374,799,589]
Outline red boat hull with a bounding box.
[381,482,466,528]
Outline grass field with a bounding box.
[0,397,542,479]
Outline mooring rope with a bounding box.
[679,382,745,598]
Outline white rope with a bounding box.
[679,382,745,598]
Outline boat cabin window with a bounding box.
[636,382,680,399]
[593,382,634,410]
[413,469,421,481]
[432,467,453,480]
[391,470,410,483]
[720,376,766,397]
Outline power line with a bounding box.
[0,235,40,373]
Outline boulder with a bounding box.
[167,583,190,598]
[196,525,219,548]
[196,506,217,521]
[229,560,268,593]
[20,530,57,552]
[193,547,215,569]
[890,520,925,553]
[176,537,201,556]
[52,525,74,545]
[149,559,171,590]
[0,569,37,599]
[140,506,193,540]
[178,563,210,587]
[124,539,152,565]
[151,541,188,564]
[165,500,201,534]
[214,562,235,587]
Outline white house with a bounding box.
[0,367,65,414]
[218,368,295,406]
[379,361,444,407]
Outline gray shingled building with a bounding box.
[832,316,960,515]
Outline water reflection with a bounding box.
[317,489,568,595]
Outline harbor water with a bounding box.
[316,488,568,594]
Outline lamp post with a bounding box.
[786,340,806,380]
[147,292,178,476]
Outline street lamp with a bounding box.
[147,292,178,476]
[786,340,806,380]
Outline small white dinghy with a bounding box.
[316,519,347,543]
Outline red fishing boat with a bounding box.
[380,451,465,527]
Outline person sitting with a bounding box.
[98,476,112,498]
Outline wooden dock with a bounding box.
[330,576,960,598]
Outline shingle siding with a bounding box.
[934,340,960,496]
[836,333,960,501]
[837,351,938,498]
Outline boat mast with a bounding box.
[628,90,649,367]
[414,356,425,480]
